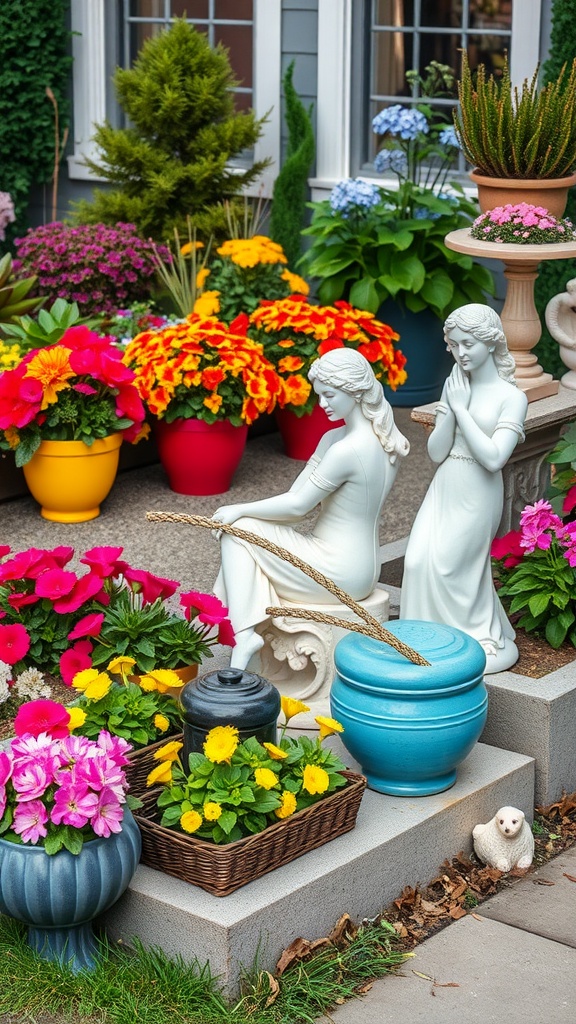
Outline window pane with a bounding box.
[420,1,461,28]
[216,25,253,89]
[371,30,412,99]
[216,0,253,19]
[374,0,413,26]
[171,0,208,17]
[419,32,461,74]
[129,1,164,15]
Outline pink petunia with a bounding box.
[59,640,93,686]
[35,568,78,600]
[52,571,105,613]
[490,530,525,568]
[217,617,236,647]
[11,761,51,800]
[7,592,40,611]
[0,546,10,559]
[563,485,576,515]
[97,730,132,766]
[73,382,98,396]
[67,612,105,641]
[91,786,125,837]
[51,781,99,828]
[12,799,49,844]
[79,546,124,578]
[114,383,145,423]
[122,567,179,603]
[14,699,71,739]
[0,623,30,665]
[180,590,229,626]
[0,749,13,787]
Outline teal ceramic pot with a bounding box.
[0,809,141,972]
[331,620,488,796]
[379,301,453,407]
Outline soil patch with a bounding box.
[511,626,576,679]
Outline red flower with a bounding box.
[59,640,93,686]
[491,530,524,568]
[67,612,105,641]
[563,485,576,516]
[80,546,124,578]
[0,364,43,429]
[52,572,104,613]
[7,592,40,611]
[217,618,236,647]
[0,546,10,559]
[122,568,179,603]
[0,623,30,665]
[14,699,71,738]
[317,337,345,356]
[114,383,145,423]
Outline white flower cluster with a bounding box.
[13,667,51,701]
[0,661,12,703]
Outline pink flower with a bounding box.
[52,571,104,613]
[217,618,236,647]
[180,590,229,625]
[35,568,78,600]
[0,749,13,787]
[80,546,124,578]
[12,799,49,844]
[115,383,145,423]
[91,786,125,837]
[563,485,576,515]
[122,567,179,603]
[0,623,30,665]
[51,781,98,828]
[14,699,71,739]
[67,612,105,641]
[59,640,93,686]
[7,592,40,611]
[11,762,51,800]
[0,546,10,559]
[491,530,524,568]
[97,730,132,766]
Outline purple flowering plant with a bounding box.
[0,699,140,855]
[471,203,576,245]
[491,500,576,649]
[13,223,168,318]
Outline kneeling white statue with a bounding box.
[211,348,410,690]
[400,303,528,673]
[473,806,534,872]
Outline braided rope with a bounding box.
[145,510,430,667]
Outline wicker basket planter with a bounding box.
[125,732,184,797]
[133,769,366,897]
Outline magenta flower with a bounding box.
[0,622,30,665]
[91,786,124,837]
[7,592,40,611]
[11,762,51,800]
[14,699,71,739]
[181,590,229,626]
[13,799,49,844]
[217,618,236,647]
[80,546,124,578]
[53,571,104,613]
[122,567,179,603]
[59,640,94,686]
[0,546,10,559]
[67,612,105,641]
[35,568,78,600]
[51,781,99,828]
[563,485,576,515]
[0,749,13,787]
[491,530,524,569]
[97,730,132,766]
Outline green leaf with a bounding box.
[545,616,569,649]
[217,810,238,835]
[349,277,380,313]
[528,593,552,618]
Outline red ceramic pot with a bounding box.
[275,404,344,460]
[155,418,248,495]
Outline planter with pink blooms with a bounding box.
[0,700,141,972]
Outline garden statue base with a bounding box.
[102,739,534,997]
[411,388,576,535]
[248,585,390,727]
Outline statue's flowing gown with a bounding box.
[214,436,397,633]
[400,391,525,656]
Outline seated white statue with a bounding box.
[212,347,410,670]
[400,303,528,674]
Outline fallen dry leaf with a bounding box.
[328,913,357,945]
[412,971,434,982]
[262,972,280,1008]
[448,904,467,920]
[275,935,329,975]
[471,913,483,921]
[356,982,373,995]
[563,873,576,883]
[534,879,556,886]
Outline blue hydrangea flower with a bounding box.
[329,178,382,217]
[439,125,459,148]
[372,105,428,140]
[374,148,408,175]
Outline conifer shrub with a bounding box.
[73,19,269,242]
[269,62,315,268]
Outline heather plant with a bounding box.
[471,203,576,245]
[13,223,166,317]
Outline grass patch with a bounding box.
[0,914,409,1024]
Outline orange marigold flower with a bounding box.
[280,374,311,408]
[281,269,310,295]
[25,346,74,409]
[278,355,305,373]
[318,338,345,356]
[204,392,223,414]
[201,366,226,390]
[194,290,221,317]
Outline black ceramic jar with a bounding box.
[180,667,281,767]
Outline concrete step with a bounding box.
[103,740,534,996]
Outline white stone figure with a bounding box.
[212,347,410,672]
[472,806,534,872]
[400,303,528,674]
[545,278,576,390]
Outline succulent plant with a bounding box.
[0,252,43,331]
[1,297,100,354]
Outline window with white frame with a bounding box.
[68,0,281,194]
[313,0,542,197]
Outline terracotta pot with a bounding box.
[155,418,248,495]
[22,434,122,523]
[470,170,576,219]
[275,404,344,460]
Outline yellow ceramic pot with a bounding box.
[23,434,122,522]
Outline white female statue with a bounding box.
[212,347,410,670]
[400,303,528,674]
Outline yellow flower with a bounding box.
[302,764,330,795]
[4,427,20,450]
[203,801,222,821]
[72,669,112,701]
[193,290,221,316]
[66,706,87,732]
[196,267,211,288]
[107,655,136,676]
[263,742,287,761]
[281,269,310,295]
[254,767,279,790]
[138,669,182,693]
[315,716,345,741]
[25,346,75,408]
[180,240,204,255]
[280,696,310,723]
[154,713,170,733]
[203,392,223,415]
[153,740,183,763]
[181,809,203,833]
[203,725,239,763]
[275,791,297,819]
[146,761,173,786]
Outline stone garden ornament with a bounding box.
[545,277,576,390]
[210,347,410,708]
[401,303,528,673]
[472,806,535,872]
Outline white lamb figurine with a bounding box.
[472,806,534,872]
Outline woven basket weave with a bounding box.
[134,769,366,897]
[125,732,185,798]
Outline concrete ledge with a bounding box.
[481,663,576,805]
[103,741,534,995]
